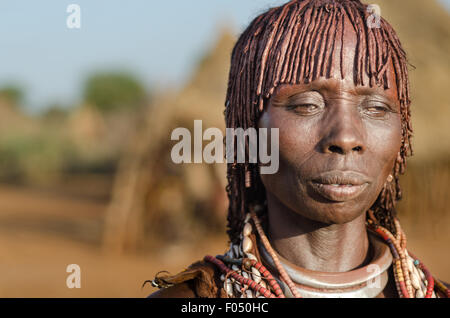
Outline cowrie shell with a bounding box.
[252,267,261,283]
[243,236,253,253]
[224,279,233,296]
[243,222,252,237]
[411,273,420,290]
[416,289,424,298]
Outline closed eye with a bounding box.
[286,104,322,116]
[362,104,392,118]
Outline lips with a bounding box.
[309,170,370,202]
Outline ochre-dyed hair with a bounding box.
[224,0,413,244]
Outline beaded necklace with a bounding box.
[204,205,450,298]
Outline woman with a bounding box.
[149,0,449,298]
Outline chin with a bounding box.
[296,199,368,225]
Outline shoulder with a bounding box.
[147,259,226,298]
[148,281,196,298]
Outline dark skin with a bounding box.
[257,17,401,296]
[150,16,450,298]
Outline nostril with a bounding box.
[326,145,363,154]
[328,145,343,154]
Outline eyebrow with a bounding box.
[308,80,398,105]
[273,79,399,107]
[308,80,378,94]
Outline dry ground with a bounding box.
[0,184,228,297]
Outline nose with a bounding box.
[320,110,365,155]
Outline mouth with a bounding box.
[309,170,370,202]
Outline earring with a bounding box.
[387,174,393,183]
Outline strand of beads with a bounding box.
[381,227,414,297]
[407,251,439,298]
[369,224,409,298]
[213,212,284,298]
[434,278,450,298]
[204,255,276,298]
[367,219,410,297]
[250,210,302,298]
[406,252,425,298]
[394,219,421,298]
[368,216,442,298]
[242,258,285,298]
[394,220,423,297]
[240,213,275,298]
[394,220,440,298]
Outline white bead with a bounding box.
[243,222,252,237]
[220,274,225,281]
[416,289,424,298]
[242,271,249,279]
[252,267,261,283]
[232,265,239,272]
[243,236,253,253]
[246,253,257,261]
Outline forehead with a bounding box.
[273,12,400,104]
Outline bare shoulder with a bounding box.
[148,282,197,298]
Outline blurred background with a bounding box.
[0,0,448,297]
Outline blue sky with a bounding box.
[0,0,449,112]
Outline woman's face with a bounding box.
[258,19,402,225]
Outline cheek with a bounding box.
[258,108,317,200]
[365,115,402,182]
[260,107,317,167]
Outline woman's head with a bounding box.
[225,0,413,244]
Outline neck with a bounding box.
[266,194,370,272]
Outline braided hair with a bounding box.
[224,0,413,244]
